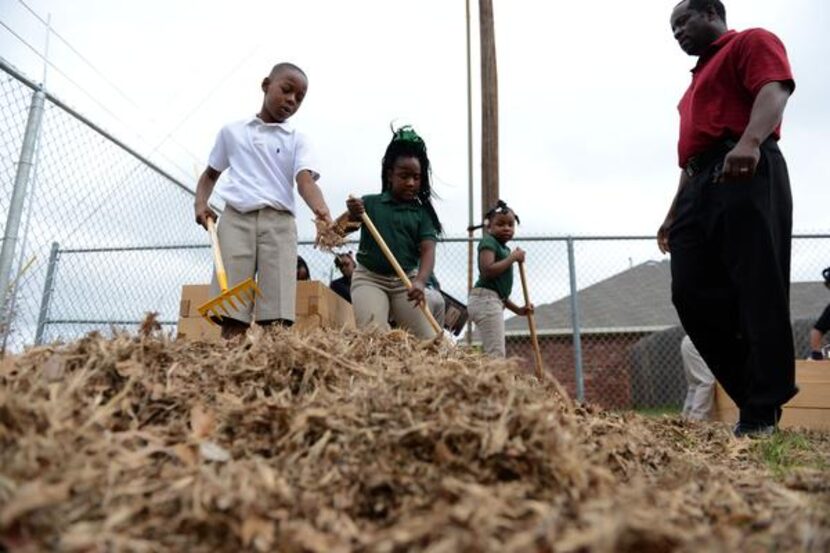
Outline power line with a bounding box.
[17,0,143,112]
[12,0,262,176]
[14,0,206,166]
[0,15,199,180]
[0,17,124,123]
[156,42,261,148]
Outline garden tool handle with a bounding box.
[518,261,544,380]
[206,218,228,292]
[352,197,442,337]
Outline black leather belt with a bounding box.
[684,139,736,178]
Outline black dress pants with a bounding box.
[669,138,796,413]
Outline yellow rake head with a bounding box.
[197,278,260,325]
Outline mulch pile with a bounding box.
[1,322,828,552]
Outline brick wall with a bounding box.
[506,333,652,409]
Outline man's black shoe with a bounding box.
[733,420,776,438]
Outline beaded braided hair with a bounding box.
[467,199,521,232]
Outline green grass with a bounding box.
[752,431,830,477]
[632,405,683,417]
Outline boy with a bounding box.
[330,252,355,303]
[194,62,332,339]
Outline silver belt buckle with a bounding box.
[684,157,698,178]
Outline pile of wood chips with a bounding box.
[1,324,828,552]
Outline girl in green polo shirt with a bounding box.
[468,200,532,357]
[345,126,443,339]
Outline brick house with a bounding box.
[497,260,828,409]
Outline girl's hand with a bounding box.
[346,197,365,220]
[407,279,426,305]
[511,247,526,263]
[517,303,534,317]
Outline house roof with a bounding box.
[503,259,829,336]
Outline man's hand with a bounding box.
[657,216,673,254]
[195,202,217,230]
[720,140,761,182]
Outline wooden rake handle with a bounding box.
[518,260,574,410]
[518,261,543,380]
[206,218,228,292]
[354,200,442,337]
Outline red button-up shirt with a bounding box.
[677,29,794,168]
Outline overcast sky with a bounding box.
[2,0,828,242]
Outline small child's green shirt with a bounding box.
[474,233,512,299]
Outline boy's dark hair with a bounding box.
[381,125,443,234]
[467,199,520,232]
[823,266,830,285]
[297,255,310,277]
[270,62,307,79]
[681,0,726,22]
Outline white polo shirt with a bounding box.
[208,116,320,214]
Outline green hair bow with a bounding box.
[392,125,426,148]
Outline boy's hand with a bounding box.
[195,202,217,230]
[511,248,526,263]
[347,197,365,220]
[314,208,333,226]
[407,279,426,306]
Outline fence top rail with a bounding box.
[56,233,830,254]
[0,55,195,199]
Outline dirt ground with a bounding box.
[1,324,828,552]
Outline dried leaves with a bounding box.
[314,218,348,252]
[0,327,828,552]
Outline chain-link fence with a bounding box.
[0,58,208,353]
[3,58,829,412]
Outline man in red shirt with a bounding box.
[658,0,796,437]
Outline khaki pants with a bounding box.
[210,205,297,323]
[681,335,715,421]
[351,265,434,339]
[468,287,505,357]
[425,287,445,328]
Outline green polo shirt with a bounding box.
[474,233,513,299]
[356,191,437,275]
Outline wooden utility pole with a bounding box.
[479,0,499,217]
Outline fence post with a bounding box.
[34,242,60,345]
[0,86,46,343]
[567,236,585,402]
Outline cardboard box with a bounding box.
[177,284,221,340]
[713,360,830,430]
[294,280,356,331]
[177,281,355,340]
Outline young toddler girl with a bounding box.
[468,200,532,356]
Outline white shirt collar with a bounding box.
[246,114,292,132]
